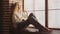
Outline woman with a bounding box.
[12,2,52,34]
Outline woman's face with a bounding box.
[18,3,23,12]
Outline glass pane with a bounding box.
[24,0,45,26]
[24,0,33,11]
[48,0,60,28]
[48,0,60,9]
[24,0,45,11]
[35,0,45,10]
[48,10,60,28]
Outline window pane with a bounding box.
[48,10,60,28]
[35,0,45,10]
[48,0,60,9]
[24,0,33,10]
[24,0,45,26]
[48,0,60,28]
[24,0,45,10]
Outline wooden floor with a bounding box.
[20,30,60,34]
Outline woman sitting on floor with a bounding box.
[12,2,52,34]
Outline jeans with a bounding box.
[16,13,51,33]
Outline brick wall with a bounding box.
[1,0,23,34]
[2,0,14,34]
[0,0,3,34]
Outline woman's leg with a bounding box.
[28,13,52,32]
[17,13,36,30]
[17,13,51,32]
[16,13,36,32]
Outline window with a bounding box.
[24,0,45,26]
[48,0,60,28]
[10,0,60,29]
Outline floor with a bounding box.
[20,30,60,34]
[48,30,60,34]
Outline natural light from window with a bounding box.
[24,0,45,26]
